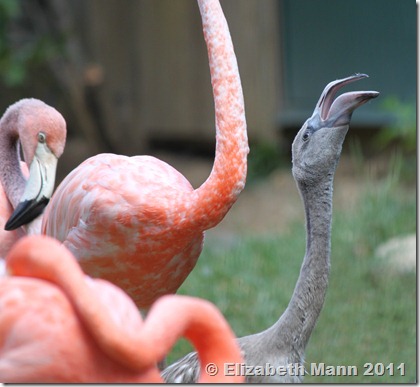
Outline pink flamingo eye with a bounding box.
[38,132,46,144]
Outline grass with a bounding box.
[166,163,416,383]
[246,141,286,184]
[304,174,416,383]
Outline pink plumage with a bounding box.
[0,235,244,383]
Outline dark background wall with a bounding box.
[0,0,415,173]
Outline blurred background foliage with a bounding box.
[0,0,63,87]
[376,97,416,154]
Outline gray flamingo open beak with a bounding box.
[307,73,379,128]
[5,143,58,231]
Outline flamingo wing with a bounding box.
[42,154,203,306]
[43,154,194,247]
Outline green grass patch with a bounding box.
[167,175,416,383]
[246,141,287,184]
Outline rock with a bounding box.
[375,234,416,273]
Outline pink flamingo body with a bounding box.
[0,235,244,383]
[42,154,203,307]
[40,0,248,308]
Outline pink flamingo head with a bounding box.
[9,99,67,165]
[1,99,66,231]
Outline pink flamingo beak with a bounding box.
[5,145,58,231]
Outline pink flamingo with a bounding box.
[28,0,246,309]
[0,235,244,383]
[0,99,66,257]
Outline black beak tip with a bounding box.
[4,197,50,231]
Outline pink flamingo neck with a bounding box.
[7,235,244,382]
[187,0,248,230]
[0,102,27,209]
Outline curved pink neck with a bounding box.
[186,0,248,230]
[7,236,243,382]
[0,106,26,209]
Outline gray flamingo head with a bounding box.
[292,74,379,184]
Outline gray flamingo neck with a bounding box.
[270,172,334,357]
